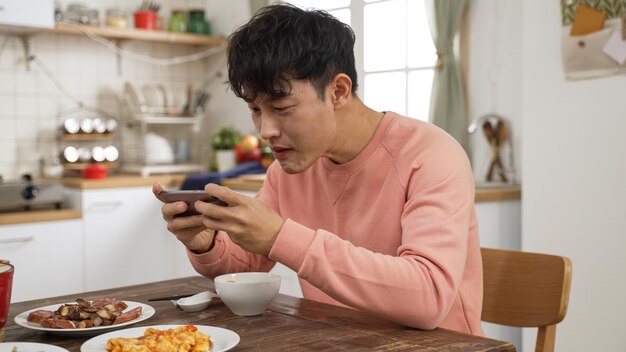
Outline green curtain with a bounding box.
[425,0,469,154]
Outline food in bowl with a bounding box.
[214,272,281,316]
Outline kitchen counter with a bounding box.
[58,173,187,189]
[0,174,188,226]
[54,173,521,203]
[0,209,82,225]
[475,185,521,202]
[222,175,521,203]
[2,174,518,226]
[221,174,267,191]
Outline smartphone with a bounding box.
[157,190,228,217]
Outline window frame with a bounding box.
[286,0,437,120]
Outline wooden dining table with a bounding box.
[4,276,516,351]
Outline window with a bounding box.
[287,0,436,121]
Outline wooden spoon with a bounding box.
[496,120,509,147]
[482,121,497,182]
[494,120,509,182]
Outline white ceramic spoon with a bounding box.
[175,291,218,312]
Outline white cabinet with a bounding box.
[65,187,177,291]
[270,262,303,298]
[169,238,201,279]
[476,200,521,250]
[0,0,54,31]
[0,219,82,303]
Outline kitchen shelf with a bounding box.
[51,23,227,47]
[122,163,205,177]
[62,133,116,141]
[131,114,199,125]
[63,161,119,171]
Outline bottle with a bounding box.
[168,9,188,33]
[188,9,210,35]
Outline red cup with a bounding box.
[134,11,162,30]
[0,262,14,342]
[83,163,108,179]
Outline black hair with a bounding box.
[227,4,358,102]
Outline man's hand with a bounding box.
[195,183,285,256]
[152,182,217,253]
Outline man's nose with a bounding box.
[258,115,280,140]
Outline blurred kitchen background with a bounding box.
[0,0,257,180]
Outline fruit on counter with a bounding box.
[235,134,262,162]
[259,138,274,168]
[235,144,261,162]
[238,133,260,151]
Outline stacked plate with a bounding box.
[124,82,187,114]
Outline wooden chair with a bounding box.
[481,248,572,352]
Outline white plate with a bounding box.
[14,301,155,337]
[0,342,69,352]
[141,84,164,108]
[80,325,240,352]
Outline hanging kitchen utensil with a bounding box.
[482,119,508,183]
[495,120,509,182]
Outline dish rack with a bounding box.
[120,82,210,176]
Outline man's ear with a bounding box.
[329,73,352,109]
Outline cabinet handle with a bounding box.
[0,236,35,244]
[87,201,123,212]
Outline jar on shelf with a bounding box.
[106,8,128,28]
[80,118,93,134]
[168,9,188,33]
[188,9,210,35]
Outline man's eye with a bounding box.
[274,105,293,112]
[249,107,261,113]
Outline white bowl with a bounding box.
[214,272,281,316]
[176,291,216,312]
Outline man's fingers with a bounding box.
[201,214,232,234]
[204,183,240,206]
[164,213,204,233]
[152,182,167,197]
[161,201,189,219]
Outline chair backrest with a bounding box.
[481,247,572,352]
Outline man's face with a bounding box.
[247,80,337,174]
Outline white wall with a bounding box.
[467,2,523,347]
[466,0,522,185]
[521,1,626,351]
[470,0,626,350]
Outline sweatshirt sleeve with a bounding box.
[186,230,275,277]
[187,163,283,278]
[268,140,476,330]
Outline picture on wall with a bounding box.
[560,0,626,80]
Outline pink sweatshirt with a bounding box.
[188,112,484,335]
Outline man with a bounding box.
[154,4,483,335]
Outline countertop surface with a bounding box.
[1,174,520,226]
[57,173,188,189]
[222,175,521,203]
[0,209,82,225]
